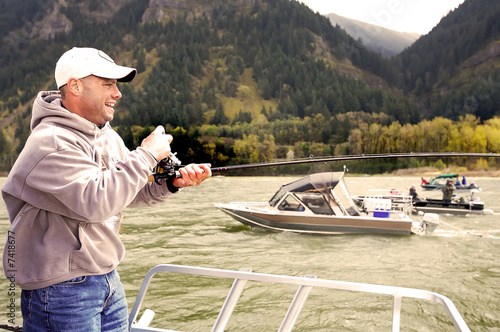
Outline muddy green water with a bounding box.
[0,175,499,331]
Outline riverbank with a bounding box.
[391,167,500,177]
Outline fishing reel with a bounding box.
[151,152,183,184]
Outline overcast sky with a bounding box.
[299,0,466,34]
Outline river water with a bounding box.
[0,175,499,331]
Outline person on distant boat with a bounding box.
[442,179,455,202]
[421,177,429,185]
[409,185,420,202]
[1,47,212,331]
[462,175,467,185]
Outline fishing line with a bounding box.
[151,152,500,183]
[437,219,483,238]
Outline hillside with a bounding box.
[394,0,500,120]
[0,0,406,152]
[326,13,421,58]
[0,0,500,173]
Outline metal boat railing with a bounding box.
[361,189,414,216]
[129,264,470,332]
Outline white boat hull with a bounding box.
[216,203,414,236]
[215,172,438,236]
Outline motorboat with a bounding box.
[215,172,439,236]
[354,188,494,216]
[412,190,494,215]
[421,174,480,191]
[129,264,471,331]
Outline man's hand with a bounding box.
[141,126,173,161]
[173,164,212,188]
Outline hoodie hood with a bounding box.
[31,91,99,135]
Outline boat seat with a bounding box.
[346,206,361,216]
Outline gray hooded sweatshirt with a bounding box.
[2,91,173,290]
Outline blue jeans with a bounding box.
[21,270,128,331]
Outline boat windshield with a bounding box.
[278,195,306,212]
[295,193,333,215]
[269,189,287,207]
[332,178,361,216]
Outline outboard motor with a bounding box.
[421,212,440,235]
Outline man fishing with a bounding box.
[1,47,211,331]
[442,179,455,203]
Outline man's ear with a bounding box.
[66,78,82,95]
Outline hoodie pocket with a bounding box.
[70,218,125,273]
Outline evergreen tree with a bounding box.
[211,104,229,125]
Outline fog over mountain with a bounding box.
[326,13,421,58]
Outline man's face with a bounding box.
[79,75,122,126]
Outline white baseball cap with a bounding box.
[55,47,137,88]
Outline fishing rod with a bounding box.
[148,152,500,184]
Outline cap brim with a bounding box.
[117,68,137,83]
[94,65,137,83]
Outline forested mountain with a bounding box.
[0,0,499,173]
[326,13,421,58]
[394,0,500,120]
